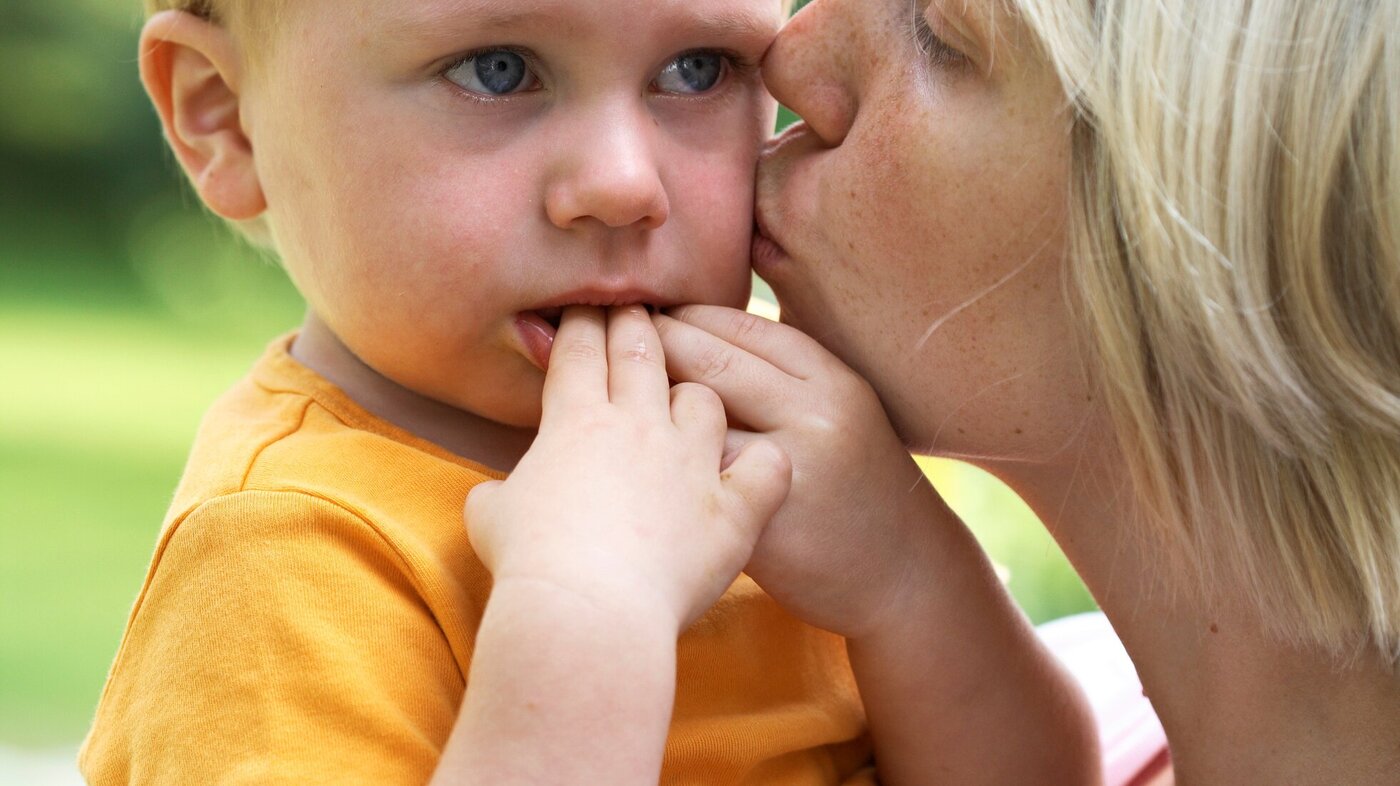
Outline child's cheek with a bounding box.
[355,153,540,298]
[671,158,759,299]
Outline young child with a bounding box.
[83,0,1100,783]
[81,1,874,783]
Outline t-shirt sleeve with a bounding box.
[81,491,464,786]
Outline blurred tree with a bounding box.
[0,1,173,266]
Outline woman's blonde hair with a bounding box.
[1004,0,1399,662]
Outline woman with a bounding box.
[738,0,1399,781]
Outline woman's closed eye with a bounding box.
[444,49,540,96]
[911,2,969,69]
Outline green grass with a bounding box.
[0,293,299,746]
[0,267,1093,749]
[0,436,174,745]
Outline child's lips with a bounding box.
[536,307,564,328]
[514,294,674,371]
[514,311,557,372]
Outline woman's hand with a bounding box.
[655,305,950,639]
[465,305,793,632]
[656,305,1101,786]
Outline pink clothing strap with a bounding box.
[1037,612,1170,786]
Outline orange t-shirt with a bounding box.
[81,335,873,785]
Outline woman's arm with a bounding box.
[657,305,1099,785]
[845,495,1100,785]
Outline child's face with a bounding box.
[243,0,782,428]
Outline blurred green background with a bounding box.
[0,0,1093,761]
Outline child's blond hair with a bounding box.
[146,1,239,25]
[146,0,799,27]
[144,1,279,41]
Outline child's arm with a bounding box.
[656,305,1101,786]
[430,305,791,785]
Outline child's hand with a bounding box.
[655,305,949,639]
[465,305,792,631]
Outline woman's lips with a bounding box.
[753,121,817,276]
[751,207,792,274]
[752,230,790,273]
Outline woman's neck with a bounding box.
[994,436,1400,785]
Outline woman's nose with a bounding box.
[763,0,858,147]
[545,106,670,232]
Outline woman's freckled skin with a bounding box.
[757,0,1091,460]
[761,7,1075,459]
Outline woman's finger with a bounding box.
[606,305,670,414]
[663,304,832,380]
[654,313,795,432]
[541,306,608,422]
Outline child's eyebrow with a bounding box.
[381,0,778,49]
[676,8,782,44]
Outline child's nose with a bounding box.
[544,106,670,232]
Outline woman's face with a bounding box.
[756,0,1094,465]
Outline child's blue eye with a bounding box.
[654,53,726,95]
[445,50,538,96]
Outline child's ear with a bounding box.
[139,11,266,221]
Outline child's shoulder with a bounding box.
[176,334,495,503]
[162,333,498,578]
[105,336,498,683]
